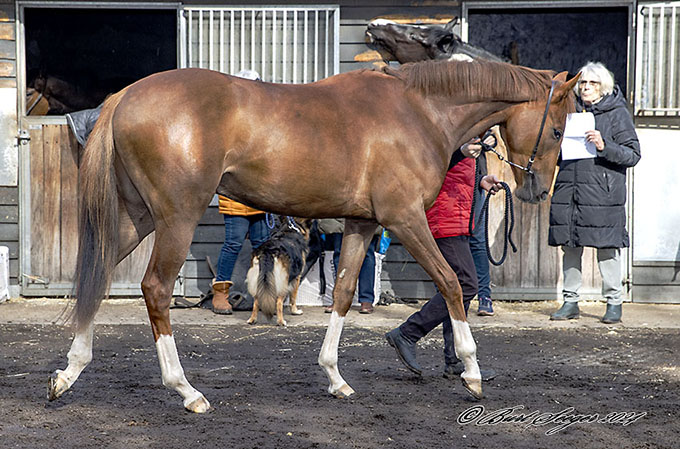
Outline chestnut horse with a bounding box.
[48,59,578,412]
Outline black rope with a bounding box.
[468,156,517,266]
[483,182,517,266]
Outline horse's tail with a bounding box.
[72,89,127,332]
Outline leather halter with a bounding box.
[480,80,557,175]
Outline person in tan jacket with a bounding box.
[212,195,270,314]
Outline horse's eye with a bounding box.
[553,128,563,140]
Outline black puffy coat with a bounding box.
[548,87,641,249]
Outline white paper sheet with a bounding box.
[561,112,597,160]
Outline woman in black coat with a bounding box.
[548,62,641,324]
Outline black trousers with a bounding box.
[398,235,478,365]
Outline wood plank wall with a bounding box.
[26,123,155,291]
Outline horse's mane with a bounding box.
[384,59,556,102]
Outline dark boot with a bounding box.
[211,280,233,315]
[385,328,422,375]
[550,302,580,320]
[601,304,622,324]
[443,361,497,382]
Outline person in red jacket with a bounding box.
[385,135,500,380]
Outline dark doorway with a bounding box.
[24,8,177,114]
[467,7,629,95]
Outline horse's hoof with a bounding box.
[184,395,211,413]
[47,372,69,401]
[461,377,483,400]
[291,309,303,315]
[246,319,256,325]
[331,383,356,399]
[277,320,287,327]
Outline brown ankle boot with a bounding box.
[211,280,233,315]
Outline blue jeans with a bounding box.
[470,187,491,299]
[328,233,377,304]
[216,214,270,282]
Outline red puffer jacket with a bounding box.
[426,157,476,238]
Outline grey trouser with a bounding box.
[562,246,623,305]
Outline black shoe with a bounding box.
[601,304,622,324]
[550,302,580,320]
[443,361,497,382]
[385,328,422,376]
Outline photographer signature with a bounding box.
[458,405,646,435]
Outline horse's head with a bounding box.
[500,72,580,203]
[365,19,505,64]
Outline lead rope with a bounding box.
[482,181,517,266]
[468,134,518,266]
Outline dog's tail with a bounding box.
[246,253,288,320]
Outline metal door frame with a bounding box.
[461,0,636,299]
[16,1,183,296]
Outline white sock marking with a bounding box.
[156,334,204,408]
[318,311,347,393]
[56,322,94,388]
[451,319,481,379]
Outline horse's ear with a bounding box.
[553,71,568,82]
[552,72,581,103]
[444,18,459,31]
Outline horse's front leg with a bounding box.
[143,224,210,413]
[386,207,482,399]
[318,219,377,398]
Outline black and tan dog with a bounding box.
[246,218,315,326]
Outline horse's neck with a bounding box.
[428,97,516,151]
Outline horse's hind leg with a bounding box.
[385,208,482,399]
[142,223,210,413]
[48,322,94,401]
[318,219,377,398]
[49,197,153,401]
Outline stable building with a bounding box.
[0,0,678,303]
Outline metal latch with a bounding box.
[17,130,31,145]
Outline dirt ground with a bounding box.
[0,318,677,449]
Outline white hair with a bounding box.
[234,69,261,81]
[575,61,615,96]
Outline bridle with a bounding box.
[467,80,558,265]
[480,80,557,176]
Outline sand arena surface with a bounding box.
[0,303,677,449]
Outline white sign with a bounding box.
[561,112,597,160]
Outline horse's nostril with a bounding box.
[540,191,549,201]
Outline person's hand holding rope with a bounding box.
[460,134,496,159]
[480,174,503,195]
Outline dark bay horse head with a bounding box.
[365,18,505,63]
